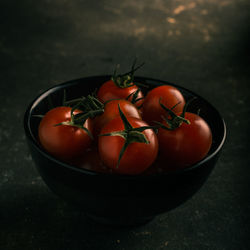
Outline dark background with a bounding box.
[0,0,249,249]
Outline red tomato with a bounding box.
[93,99,141,137]
[98,116,158,175]
[97,79,144,108]
[142,85,185,125]
[70,147,112,173]
[157,112,212,170]
[38,106,92,161]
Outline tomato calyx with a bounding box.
[99,104,155,168]
[65,94,105,120]
[155,99,194,130]
[78,95,105,117]
[54,103,96,139]
[111,59,145,89]
[125,88,144,108]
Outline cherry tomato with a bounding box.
[70,147,112,173]
[157,112,212,170]
[97,79,144,108]
[93,99,141,137]
[38,106,92,161]
[98,116,158,175]
[142,85,185,125]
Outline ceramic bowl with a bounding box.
[23,75,226,226]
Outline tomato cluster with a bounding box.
[38,65,212,175]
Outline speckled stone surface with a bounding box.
[0,0,249,249]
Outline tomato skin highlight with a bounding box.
[157,112,212,170]
[38,106,92,161]
[93,99,141,137]
[97,79,144,108]
[98,117,158,175]
[142,85,185,125]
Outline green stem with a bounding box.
[111,60,145,88]
[157,100,191,130]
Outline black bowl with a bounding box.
[23,75,226,226]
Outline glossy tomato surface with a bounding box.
[98,116,158,175]
[97,79,144,108]
[38,106,92,161]
[157,112,212,170]
[142,85,185,125]
[93,99,141,137]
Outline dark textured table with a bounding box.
[1,1,249,249]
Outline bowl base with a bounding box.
[86,213,155,227]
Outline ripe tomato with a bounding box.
[142,85,185,125]
[70,147,112,173]
[38,106,92,161]
[98,116,158,175]
[157,112,212,170]
[93,99,141,137]
[97,79,144,108]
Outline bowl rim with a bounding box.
[23,75,227,179]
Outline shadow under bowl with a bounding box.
[23,75,226,226]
